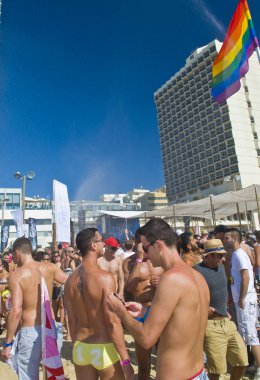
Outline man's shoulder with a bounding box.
[161,264,194,284]
[96,266,115,281]
[234,247,248,260]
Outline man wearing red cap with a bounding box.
[97,237,125,299]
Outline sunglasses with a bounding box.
[142,241,155,254]
[211,253,223,259]
[107,246,117,251]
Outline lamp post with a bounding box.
[223,174,241,191]
[224,174,242,229]
[0,197,9,226]
[14,171,35,224]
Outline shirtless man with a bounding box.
[64,228,134,380]
[61,245,76,272]
[1,237,67,380]
[107,218,210,380]
[0,257,10,332]
[179,232,202,267]
[125,228,164,380]
[97,237,124,299]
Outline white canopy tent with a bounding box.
[145,184,260,221]
[97,185,260,230]
[98,210,145,218]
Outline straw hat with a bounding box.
[204,239,226,255]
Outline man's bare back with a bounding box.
[10,261,66,327]
[65,263,119,343]
[1,237,67,371]
[64,229,134,380]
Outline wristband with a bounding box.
[135,258,142,263]
[120,359,131,366]
[3,340,13,348]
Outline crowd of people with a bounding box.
[1,219,260,379]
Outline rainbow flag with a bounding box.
[211,0,259,104]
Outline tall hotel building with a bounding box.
[154,40,260,203]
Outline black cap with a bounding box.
[214,224,228,234]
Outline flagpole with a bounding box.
[256,46,260,64]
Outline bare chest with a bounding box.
[99,258,120,274]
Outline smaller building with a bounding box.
[0,188,53,248]
[100,193,128,205]
[136,186,168,211]
[127,187,150,203]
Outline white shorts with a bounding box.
[235,301,260,346]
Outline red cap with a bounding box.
[105,237,120,248]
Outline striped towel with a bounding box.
[41,277,65,380]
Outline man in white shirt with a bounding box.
[121,240,135,260]
[224,228,260,380]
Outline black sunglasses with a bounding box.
[211,253,223,259]
[142,241,156,254]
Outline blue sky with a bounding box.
[0,0,259,200]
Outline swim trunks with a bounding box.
[188,368,209,380]
[1,289,10,302]
[135,306,150,323]
[72,341,120,370]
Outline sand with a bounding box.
[0,333,156,379]
[0,333,253,379]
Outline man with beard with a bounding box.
[224,228,260,380]
[179,232,202,266]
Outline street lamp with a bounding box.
[0,197,9,226]
[14,171,35,224]
[224,174,241,191]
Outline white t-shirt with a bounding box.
[121,251,135,260]
[231,247,257,303]
[115,247,124,257]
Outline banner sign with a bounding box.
[28,218,38,251]
[11,209,24,238]
[1,225,9,253]
[53,180,70,243]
